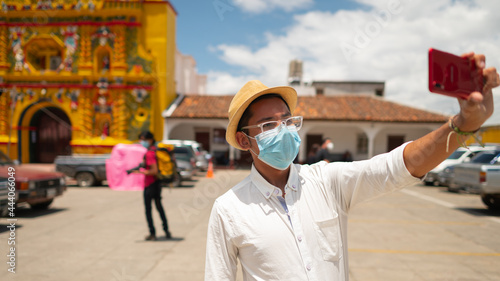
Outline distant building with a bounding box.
[175,49,207,95]
[163,95,447,167]
[474,105,500,145]
[311,81,385,97]
[288,59,303,86]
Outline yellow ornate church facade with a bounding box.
[0,0,177,163]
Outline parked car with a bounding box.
[55,154,110,187]
[476,154,500,210]
[0,177,9,216]
[425,145,500,186]
[448,149,500,193]
[162,140,210,171]
[171,145,197,181]
[0,150,66,210]
[56,144,192,188]
[437,165,456,187]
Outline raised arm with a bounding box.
[404,52,500,178]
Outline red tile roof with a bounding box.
[169,95,234,119]
[169,95,449,123]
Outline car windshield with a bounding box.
[447,150,466,160]
[0,151,14,165]
[471,151,500,163]
[173,146,194,159]
[491,154,500,164]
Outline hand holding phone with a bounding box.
[428,48,483,99]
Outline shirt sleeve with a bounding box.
[323,142,422,212]
[205,200,238,281]
[145,150,157,166]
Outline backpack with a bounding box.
[154,143,177,183]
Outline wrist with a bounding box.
[451,115,480,133]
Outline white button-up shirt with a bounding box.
[205,143,421,281]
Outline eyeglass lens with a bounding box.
[262,117,301,132]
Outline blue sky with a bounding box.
[170,0,360,75]
[168,0,500,125]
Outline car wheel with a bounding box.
[75,172,96,187]
[481,195,500,210]
[30,199,53,210]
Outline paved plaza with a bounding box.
[1,168,499,281]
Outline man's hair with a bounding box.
[322,137,331,144]
[139,130,155,141]
[237,94,290,133]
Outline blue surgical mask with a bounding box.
[140,140,150,149]
[248,124,301,170]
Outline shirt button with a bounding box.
[306,264,312,271]
[274,189,279,195]
[297,235,302,242]
[266,192,270,196]
[292,185,296,189]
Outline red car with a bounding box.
[0,151,66,210]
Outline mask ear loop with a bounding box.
[241,122,289,155]
[242,131,259,156]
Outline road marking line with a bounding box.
[349,248,500,256]
[401,189,500,225]
[401,189,456,208]
[349,219,482,226]
[490,217,500,224]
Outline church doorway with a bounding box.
[29,107,72,163]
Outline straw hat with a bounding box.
[226,80,297,150]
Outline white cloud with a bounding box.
[231,0,313,13]
[208,0,500,121]
[207,71,256,94]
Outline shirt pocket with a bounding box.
[313,214,343,262]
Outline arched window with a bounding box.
[95,46,112,73]
[25,36,65,72]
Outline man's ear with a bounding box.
[236,131,251,150]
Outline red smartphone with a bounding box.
[428,48,483,99]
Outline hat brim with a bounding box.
[226,86,297,150]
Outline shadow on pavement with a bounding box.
[169,178,199,188]
[455,207,500,217]
[0,224,23,234]
[137,237,185,242]
[14,207,67,218]
[67,185,110,189]
[173,183,196,188]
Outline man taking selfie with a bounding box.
[205,53,499,280]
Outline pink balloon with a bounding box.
[106,143,147,191]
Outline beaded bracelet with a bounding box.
[446,117,483,152]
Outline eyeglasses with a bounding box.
[241,116,303,134]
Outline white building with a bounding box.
[165,60,448,167]
[162,93,447,167]
[175,49,207,95]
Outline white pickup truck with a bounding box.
[451,150,500,210]
[425,145,500,186]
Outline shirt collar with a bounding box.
[250,164,299,199]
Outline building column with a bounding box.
[111,90,128,139]
[362,124,382,159]
[79,89,94,138]
[112,25,127,75]
[229,144,235,169]
[297,126,311,163]
[0,24,8,75]
[79,25,92,75]
[0,89,9,136]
